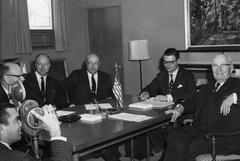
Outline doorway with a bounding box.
[88,6,123,85]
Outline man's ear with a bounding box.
[0,125,6,136]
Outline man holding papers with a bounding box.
[139,48,196,103]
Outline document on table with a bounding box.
[109,112,153,122]
[85,103,113,110]
[80,114,103,123]
[129,98,174,110]
[56,110,75,117]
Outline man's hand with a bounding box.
[31,105,61,138]
[220,93,235,116]
[153,95,168,102]
[164,104,184,122]
[139,92,150,101]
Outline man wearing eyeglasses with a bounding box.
[139,48,196,102]
[0,62,25,103]
[162,54,240,161]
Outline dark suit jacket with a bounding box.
[23,73,68,109]
[62,69,113,105]
[0,85,10,103]
[0,140,72,161]
[182,77,240,133]
[142,67,196,102]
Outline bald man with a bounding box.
[163,54,240,161]
[23,54,68,109]
[0,62,25,103]
[63,53,113,105]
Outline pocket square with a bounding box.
[177,84,183,88]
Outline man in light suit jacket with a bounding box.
[140,48,196,103]
[0,103,72,161]
[23,54,68,109]
[163,54,240,161]
[63,53,113,105]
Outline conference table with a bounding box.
[41,95,173,161]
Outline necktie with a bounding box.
[41,77,45,97]
[91,74,96,93]
[169,74,174,93]
[214,83,220,92]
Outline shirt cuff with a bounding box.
[233,93,237,104]
[50,136,67,142]
[166,94,173,102]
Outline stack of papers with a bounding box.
[109,112,153,122]
[80,114,103,123]
[129,99,174,110]
[85,103,113,110]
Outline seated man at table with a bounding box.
[129,48,196,160]
[24,54,68,110]
[0,103,72,161]
[62,53,120,161]
[163,54,240,161]
[62,53,113,105]
[0,62,25,103]
[139,48,196,103]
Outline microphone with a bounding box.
[93,98,105,113]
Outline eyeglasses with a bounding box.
[163,60,177,65]
[5,73,25,78]
[212,64,231,70]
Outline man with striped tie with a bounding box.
[139,48,196,103]
[138,48,196,160]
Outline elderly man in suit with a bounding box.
[163,54,240,161]
[63,53,113,105]
[0,63,25,103]
[24,54,68,109]
[0,103,72,161]
[140,48,196,102]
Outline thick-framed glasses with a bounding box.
[163,60,177,65]
[212,64,231,70]
[5,73,26,78]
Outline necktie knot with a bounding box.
[214,83,220,92]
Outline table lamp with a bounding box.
[128,39,151,91]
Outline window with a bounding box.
[27,0,54,49]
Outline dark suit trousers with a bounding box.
[163,126,211,161]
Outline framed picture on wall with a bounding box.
[184,0,240,51]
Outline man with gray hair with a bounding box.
[163,54,240,161]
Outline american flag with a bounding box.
[112,64,123,108]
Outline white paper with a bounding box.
[144,99,174,108]
[85,103,113,110]
[80,114,103,123]
[56,110,75,117]
[109,112,153,122]
[129,102,153,110]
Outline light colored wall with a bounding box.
[2,0,240,96]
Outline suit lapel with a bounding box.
[83,71,91,92]
[173,68,182,89]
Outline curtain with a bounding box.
[52,0,69,51]
[11,0,32,54]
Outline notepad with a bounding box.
[129,99,174,110]
[129,102,153,111]
[80,114,103,123]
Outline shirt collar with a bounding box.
[0,141,12,150]
[35,71,47,80]
[87,71,98,78]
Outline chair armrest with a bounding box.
[205,130,240,140]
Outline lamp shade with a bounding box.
[128,39,151,61]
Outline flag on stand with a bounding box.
[112,63,123,108]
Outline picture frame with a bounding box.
[184,0,240,51]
